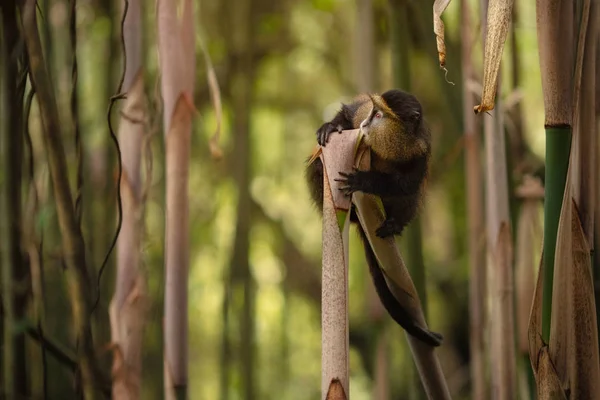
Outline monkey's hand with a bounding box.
[334,168,372,196]
[316,122,344,146]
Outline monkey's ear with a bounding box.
[410,109,421,121]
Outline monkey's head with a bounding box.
[359,90,429,162]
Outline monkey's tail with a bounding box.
[356,222,443,347]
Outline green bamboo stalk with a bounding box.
[541,128,572,341]
[536,0,574,344]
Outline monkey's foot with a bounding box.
[316,122,344,146]
[334,168,370,196]
[375,218,404,238]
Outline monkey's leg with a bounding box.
[374,198,417,238]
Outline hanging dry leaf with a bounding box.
[198,34,224,160]
[433,0,453,69]
[474,0,515,113]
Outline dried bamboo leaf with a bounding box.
[550,198,600,399]
[433,0,453,69]
[528,253,544,375]
[537,347,568,400]
[573,1,598,246]
[320,129,361,212]
[198,34,224,160]
[320,134,354,399]
[571,0,591,121]
[474,0,515,113]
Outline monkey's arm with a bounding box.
[316,98,371,146]
[335,160,427,198]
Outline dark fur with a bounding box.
[306,89,442,346]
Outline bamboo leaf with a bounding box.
[528,254,544,376]
[549,197,600,398]
[536,348,568,400]
[198,32,224,160]
[433,0,452,69]
[474,0,515,113]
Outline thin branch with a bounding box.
[20,0,105,396]
[70,0,83,223]
[91,0,128,316]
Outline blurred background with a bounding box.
[1,0,550,398]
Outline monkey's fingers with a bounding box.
[336,186,354,197]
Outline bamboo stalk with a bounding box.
[478,0,517,397]
[574,0,598,248]
[320,131,358,400]
[536,0,574,343]
[157,0,195,395]
[460,0,486,397]
[109,0,148,396]
[21,1,102,397]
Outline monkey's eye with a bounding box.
[375,111,383,119]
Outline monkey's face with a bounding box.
[360,95,427,162]
[360,97,401,135]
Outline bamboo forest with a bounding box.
[1,0,599,398]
